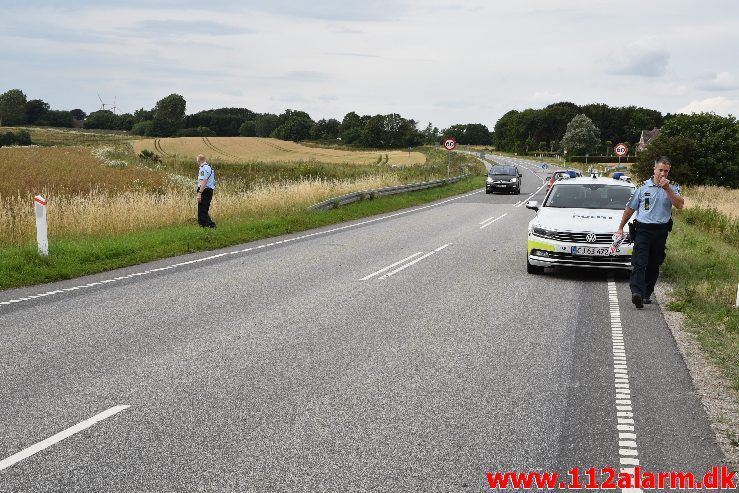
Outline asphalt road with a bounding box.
[0,156,728,492]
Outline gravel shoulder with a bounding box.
[655,282,739,471]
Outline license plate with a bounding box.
[571,246,609,256]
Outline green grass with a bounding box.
[662,211,739,392]
[0,176,484,291]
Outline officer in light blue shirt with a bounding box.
[195,154,216,227]
[616,156,684,308]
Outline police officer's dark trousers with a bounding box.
[629,222,669,299]
[198,188,216,227]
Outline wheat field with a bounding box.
[132,137,427,165]
[683,185,739,219]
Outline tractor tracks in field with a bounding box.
[154,138,172,158]
[202,137,240,160]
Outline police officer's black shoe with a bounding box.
[631,293,644,309]
[643,298,652,305]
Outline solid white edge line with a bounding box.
[360,252,424,281]
[608,276,642,492]
[480,213,508,229]
[0,405,130,472]
[379,243,451,280]
[1,191,482,307]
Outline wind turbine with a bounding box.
[97,93,118,114]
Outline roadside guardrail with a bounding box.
[308,175,468,211]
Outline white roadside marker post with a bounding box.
[34,195,48,256]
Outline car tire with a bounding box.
[527,257,544,274]
[485,189,491,194]
[515,187,521,195]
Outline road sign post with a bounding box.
[614,143,628,166]
[443,137,457,178]
[34,195,48,256]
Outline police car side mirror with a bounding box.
[525,200,539,211]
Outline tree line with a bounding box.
[494,101,664,155]
[0,89,493,149]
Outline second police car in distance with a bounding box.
[525,174,636,274]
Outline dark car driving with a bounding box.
[486,165,522,194]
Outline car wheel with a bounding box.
[485,189,491,194]
[515,187,521,195]
[527,257,544,274]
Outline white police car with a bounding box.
[525,176,636,274]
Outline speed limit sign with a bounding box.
[614,143,628,156]
[443,137,457,151]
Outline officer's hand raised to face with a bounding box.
[657,177,670,188]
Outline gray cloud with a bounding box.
[130,20,255,37]
[694,72,739,92]
[607,50,670,77]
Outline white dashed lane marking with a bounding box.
[1,190,483,308]
[0,405,130,471]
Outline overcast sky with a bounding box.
[2,0,738,130]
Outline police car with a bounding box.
[525,176,636,274]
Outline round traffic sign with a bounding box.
[614,143,628,156]
[443,137,457,151]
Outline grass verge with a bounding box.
[662,212,739,392]
[0,177,484,291]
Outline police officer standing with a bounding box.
[196,154,216,228]
[616,156,684,308]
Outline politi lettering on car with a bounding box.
[572,214,613,220]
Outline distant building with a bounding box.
[637,127,661,151]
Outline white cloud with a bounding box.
[678,97,739,116]
[694,72,739,92]
[530,91,561,102]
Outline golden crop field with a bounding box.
[683,185,739,220]
[132,137,427,166]
[0,146,167,198]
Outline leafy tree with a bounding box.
[0,89,28,126]
[420,123,440,145]
[359,114,386,147]
[311,118,341,140]
[340,111,365,143]
[493,110,520,151]
[254,113,279,137]
[26,99,50,124]
[239,121,256,136]
[541,102,580,144]
[131,121,153,136]
[465,124,493,145]
[84,110,118,129]
[272,109,314,141]
[637,112,739,187]
[632,136,696,184]
[151,93,186,136]
[70,109,87,121]
[42,110,73,128]
[133,108,155,123]
[560,114,601,155]
[186,108,255,136]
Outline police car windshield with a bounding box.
[544,184,633,210]
[490,166,516,175]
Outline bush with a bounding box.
[138,149,162,163]
[0,129,31,147]
[175,126,216,137]
[131,121,153,136]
